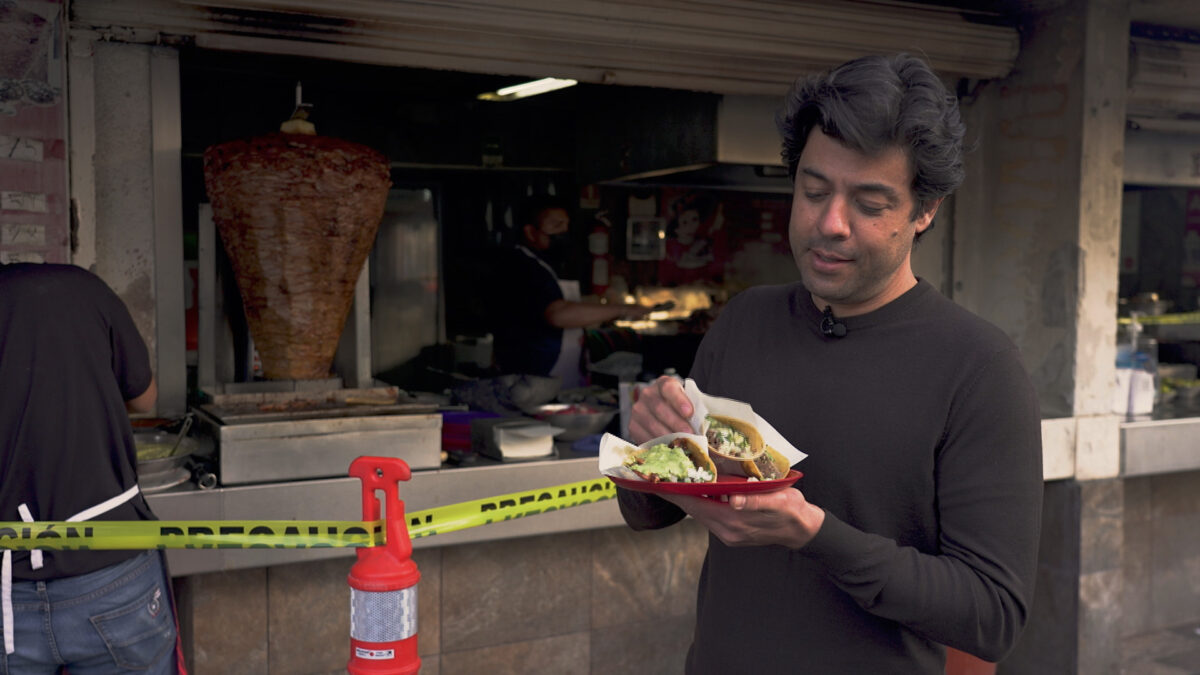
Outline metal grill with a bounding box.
[350,587,418,642]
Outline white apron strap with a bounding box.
[2,549,12,654]
[67,484,140,522]
[3,485,141,655]
[516,245,586,389]
[550,279,585,389]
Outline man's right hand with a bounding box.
[628,375,695,443]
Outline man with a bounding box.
[619,53,1043,674]
[0,262,181,672]
[492,195,649,387]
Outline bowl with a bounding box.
[526,403,618,442]
[133,430,199,475]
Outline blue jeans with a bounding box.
[1,551,177,675]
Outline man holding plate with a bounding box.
[619,53,1043,675]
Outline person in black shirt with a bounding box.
[492,196,649,387]
[0,262,181,672]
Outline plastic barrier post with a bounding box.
[347,457,421,674]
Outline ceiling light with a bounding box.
[477,77,577,102]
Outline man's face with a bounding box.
[528,207,570,250]
[788,129,937,316]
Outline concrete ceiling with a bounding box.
[911,0,1200,34]
[1130,0,1200,33]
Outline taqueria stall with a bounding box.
[5,0,1200,671]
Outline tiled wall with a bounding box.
[1000,479,1083,675]
[174,519,710,674]
[1122,470,1200,636]
[174,472,1200,674]
[999,471,1200,675]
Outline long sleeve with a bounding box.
[616,487,687,531]
[680,282,1045,673]
[799,349,1043,661]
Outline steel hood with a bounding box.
[597,95,793,193]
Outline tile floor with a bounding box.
[1121,623,1200,675]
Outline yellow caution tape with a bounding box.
[407,476,615,540]
[0,521,383,551]
[0,477,616,551]
[1118,312,1200,326]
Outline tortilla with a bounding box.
[621,437,717,483]
[742,446,792,480]
[703,414,765,461]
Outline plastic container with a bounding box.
[1114,323,1158,418]
[441,410,500,451]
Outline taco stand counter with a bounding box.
[145,447,622,577]
[141,410,1200,578]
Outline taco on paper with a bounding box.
[703,414,765,461]
[621,437,717,483]
[709,445,789,480]
[742,446,792,480]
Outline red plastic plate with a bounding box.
[609,469,803,497]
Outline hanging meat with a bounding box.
[203,131,391,381]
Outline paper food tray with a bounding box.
[598,379,807,484]
[683,379,807,467]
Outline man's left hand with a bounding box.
[661,488,825,549]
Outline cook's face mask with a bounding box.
[541,232,571,266]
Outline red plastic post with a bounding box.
[347,456,421,674]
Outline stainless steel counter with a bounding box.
[144,406,1200,578]
[146,452,623,577]
[1120,401,1200,477]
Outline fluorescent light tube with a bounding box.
[478,77,577,101]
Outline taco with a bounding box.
[703,414,764,461]
[621,437,717,483]
[708,446,789,480]
[742,446,792,480]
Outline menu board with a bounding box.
[0,0,67,264]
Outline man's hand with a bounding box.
[661,488,825,550]
[628,375,695,443]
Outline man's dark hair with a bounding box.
[777,53,965,229]
[518,194,572,230]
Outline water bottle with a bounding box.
[1114,319,1157,418]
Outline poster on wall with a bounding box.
[652,188,794,288]
[0,0,67,264]
[656,189,727,285]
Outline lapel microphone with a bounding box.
[821,305,847,338]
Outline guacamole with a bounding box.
[623,443,714,483]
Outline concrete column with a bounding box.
[92,41,156,342]
[76,40,186,414]
[67,34,97,270]
[957,1,1131,672]
[955,0,1126,473]
[1073,0,1128,481]
[954,0,1126,440]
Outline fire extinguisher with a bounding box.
[347,456,421,674]
[589,211,613,298]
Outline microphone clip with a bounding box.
[821,305,847,338]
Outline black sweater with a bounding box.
[618,280,1043,674]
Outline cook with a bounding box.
[491,195,650,387]
[0,262,182,671]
